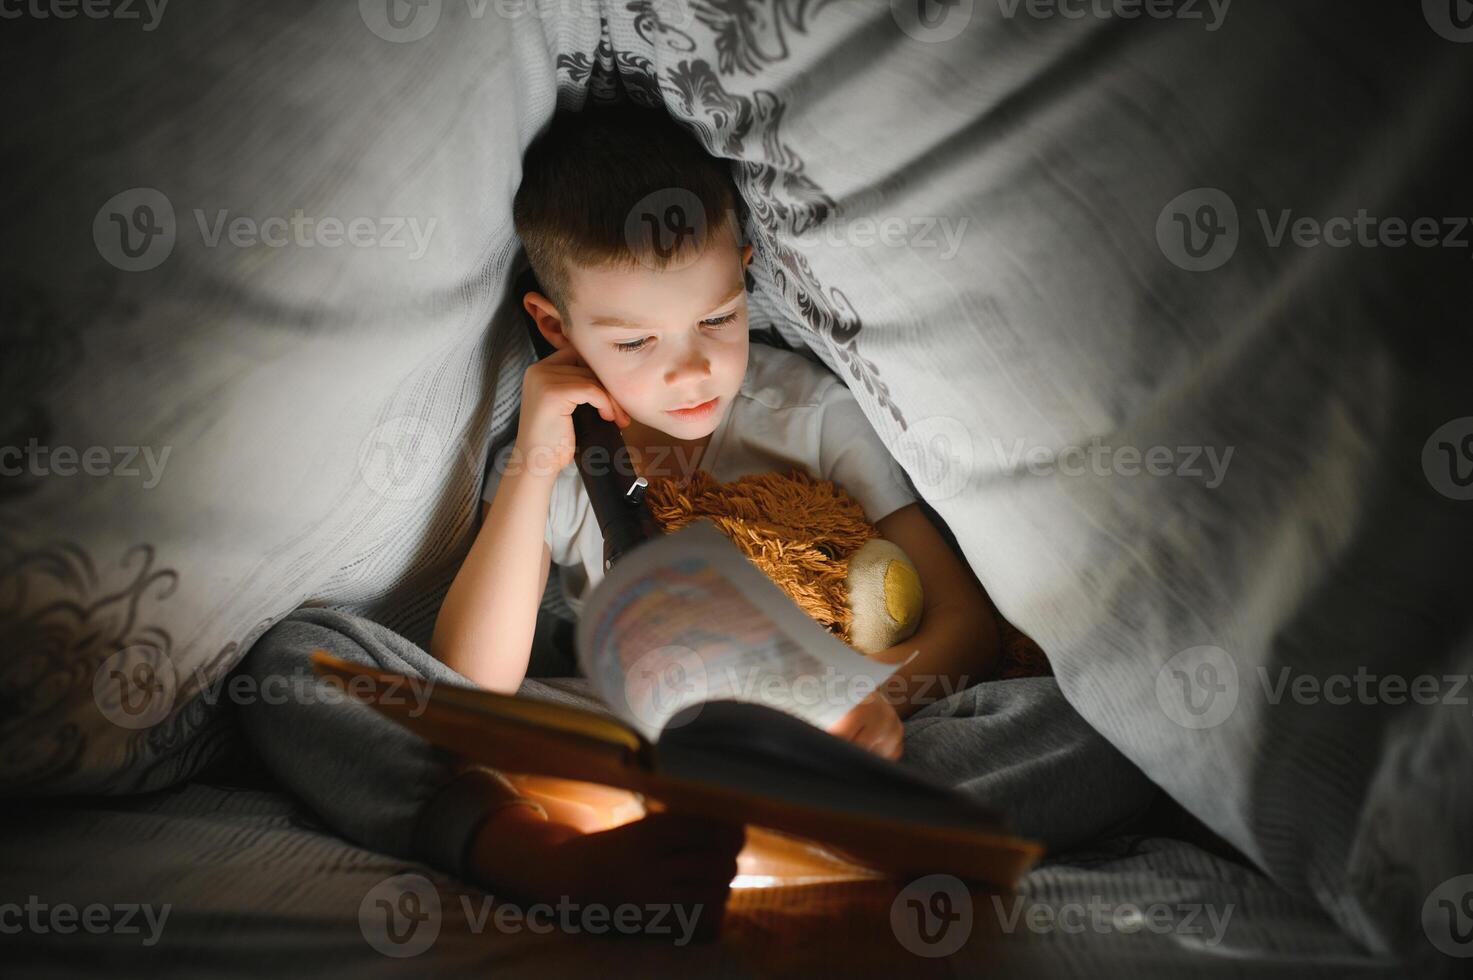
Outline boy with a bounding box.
[422,105,1013,906]
[433,104,1004,760]
[240,105,1157,927]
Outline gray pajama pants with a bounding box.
[235,607,1159,881]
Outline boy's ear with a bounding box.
[523,291,571,351]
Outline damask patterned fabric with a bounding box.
[3,1,1470,968]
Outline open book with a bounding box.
[312,521,1043,888]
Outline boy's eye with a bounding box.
[612,313,738,354]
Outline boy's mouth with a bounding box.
[666,396,719,420]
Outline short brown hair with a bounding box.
[512,103,747,316]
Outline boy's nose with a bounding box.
[664,348,712,384]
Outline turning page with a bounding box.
[577,520,909,742]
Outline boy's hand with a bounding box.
[826,690,903,760]
[515,345,632,479]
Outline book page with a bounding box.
[576,521,909,742]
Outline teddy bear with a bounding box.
[643,467,1050,679]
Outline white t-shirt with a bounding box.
[483,342,917,619]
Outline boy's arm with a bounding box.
[867,503,1003,719]
[431,465,555,692]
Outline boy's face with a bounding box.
[528,230,754,442]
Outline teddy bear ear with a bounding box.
[845,538,924,656]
